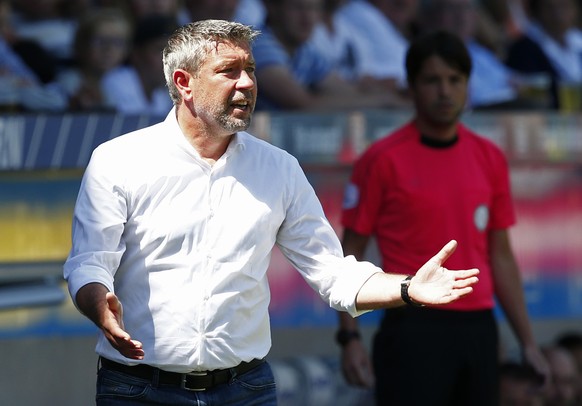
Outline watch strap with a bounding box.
[401,275,425,307]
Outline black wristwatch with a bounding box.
[400,275,425,307]
[335,329,361,347]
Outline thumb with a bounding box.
[430,240,457,266]
[106,292,122,313]
[105,292,125,330]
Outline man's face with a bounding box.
[88,20,129,74]
[410,55,468,129]
[190,41,257,135]
[134,37,168,87]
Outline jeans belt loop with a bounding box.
[228,366,238,384]
[152,368,160,388]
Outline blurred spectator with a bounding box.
[477,0,529,51]
[181,0,265,26]
[101,14,177,116]
[334,0,419,89]
[419,0,540,110]
[499,361,546,406]
[124,0,185,21]
[234,0,267,26]
[542,345,579,406]
[310,0,416,97]
[310,0,360,81]
[9,0,78,67]
[253,0,409,111]
[183,0,240,22]
[0,0,59,84]
[505,0,582,111]
[556,332,582,405]
[0,0,66,111]
[52,8,131,111]
[59,0,95,20]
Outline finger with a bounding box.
[354,366,375,388]
[451,286,474,298]
[430,240,457,266]
[452,268,480,280]
[353,367,367,386]
[344,363,365,387]
[348,370,368,388]
[107,324,132,341]
[453,275,480,288]
[116,338,144,359]
[342,369,358,386]
[121,349,144,360]
[123,346,145,360]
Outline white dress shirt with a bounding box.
[64,108,381,372]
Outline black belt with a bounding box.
[99,357,264,391]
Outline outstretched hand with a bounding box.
[408,240,480,306]
[101,292,144,360]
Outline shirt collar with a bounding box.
[164,107,247,160]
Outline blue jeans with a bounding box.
[96,361,278,405]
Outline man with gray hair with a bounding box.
[64,19,479,405]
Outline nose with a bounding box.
[438,80,452,97]
[237,70,255,90]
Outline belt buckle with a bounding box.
[181,371,208,392]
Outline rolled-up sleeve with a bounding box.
[276,158,383,318]
[63,145,128,307]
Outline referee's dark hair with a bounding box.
[405,30,472,86]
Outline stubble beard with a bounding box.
[217,112,252,133]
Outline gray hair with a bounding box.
[163,19,260,104]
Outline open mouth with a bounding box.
[231,99,252,112]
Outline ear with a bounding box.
[173,69,193,101]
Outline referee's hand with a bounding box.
[341,339,375,388]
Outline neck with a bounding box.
[414,118,458,142]
[176,106,233,164]
[421,133,458,148]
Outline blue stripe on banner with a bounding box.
[0,114,165,171]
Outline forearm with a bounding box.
[490,231,537,348]
[76,282,111,328]
[338,309,359,330]
[355,272,406,311]
[76,282,144,359]
[494,267,536,348]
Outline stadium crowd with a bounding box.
[1,0,581,404]
[1,0,582,114]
